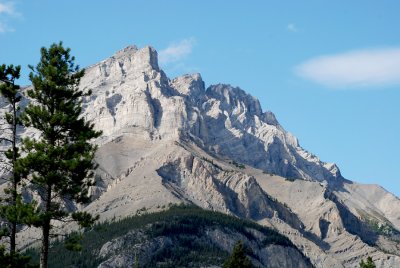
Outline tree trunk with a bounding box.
[40,185,52,268]
[10,219,16,254]
[10,92,18,254]
[40,220,50,268]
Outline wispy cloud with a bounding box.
[287,23,298,32]
[295,48,400,88]
[0,21,14,33]
[0,1,19,33]
[0,2,15,15]
[159,38,196,65]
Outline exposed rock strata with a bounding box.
[1,45,399,267]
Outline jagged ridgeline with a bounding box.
[25,205,311,268]
[1,45,400,267]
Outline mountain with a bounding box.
[2,45,400,267]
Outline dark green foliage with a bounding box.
[0,64,35,266]
[365,217,400,237]
[22,42,101,204]
[230,161,245,169]
[0,197,36,268]
[223,240,254,268]
[0,64,21,104]
[26,205,296,267]
[0,195,37,227]
[19,42,102,267]
[359,256,376,268]
[0,245,34,268]
[72,211,100,228]
[0,64,23,252]
[64,233,83,252]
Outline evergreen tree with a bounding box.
[0,64,35,267]
[20,42,102,268]
[359,256,376,268]
[223,240,254,268]
[0,64,22,254]
[0,245,32,268]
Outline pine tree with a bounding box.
[223,240,254,268]
[359,256,376,268]
[0,64,22,254]
[20,42,102,268]
[0,64,35,267]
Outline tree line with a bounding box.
[24,204,299,267]
[0,42,101,268]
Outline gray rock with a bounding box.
[1,44,399,267]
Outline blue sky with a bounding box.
[1,1,399,196]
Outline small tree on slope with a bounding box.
[223,240,254,268]
[359,256,376,268]
[20,42,101,268]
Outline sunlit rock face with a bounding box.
[1,45,400,268]
[80,45,341,183]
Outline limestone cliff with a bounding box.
[1,45,400,268]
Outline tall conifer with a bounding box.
[0,64,22,255]
[20,42,101,268]
[0,65,35,267]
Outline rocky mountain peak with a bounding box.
[76,45,345,184]
[262,111,279,126]
[82,45,160,88]
[206,84,263,117]
[112,45,138,58]
[171,73,205,99]
[112,45,159,71]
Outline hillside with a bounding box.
[26,205,312,268]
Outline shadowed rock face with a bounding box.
[1,45,400,267]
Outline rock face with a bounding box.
[79,45,341,184]
[1,45,400,267]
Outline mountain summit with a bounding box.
[81,45,341,183]
[2,45,400,267]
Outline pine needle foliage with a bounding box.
[223,240,254,268]
[360,256,376,268]
[19,42,101,268]
[0,64,36,267]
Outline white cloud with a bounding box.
[0,21,14,32]
[159,38,196,65]
[0,2,15,15]
[287,23,297,32]
[295,48,400,88]
[0,1,19,33]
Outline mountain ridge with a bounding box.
[1,44,400,267]
[78,45,400,267]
